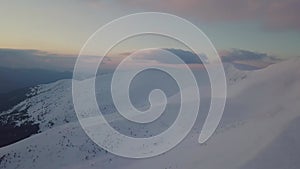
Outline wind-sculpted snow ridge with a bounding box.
[0,59,300,169]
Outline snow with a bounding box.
[0,58,300,169]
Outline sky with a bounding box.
[0,0,300,58]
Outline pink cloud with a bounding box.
[120,0,300,31]
[264,0,300,30]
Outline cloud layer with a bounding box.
[221,49,279,70]
[0,49,108,72]
[0,48,278,72]
[0,49,75,71]
[131,48,206,65]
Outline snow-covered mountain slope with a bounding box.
[223,63,248,85]
[241,116,300,169]
[0,80,73,147]
[0,59,300,169]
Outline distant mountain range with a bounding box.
[0,67,72,94]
